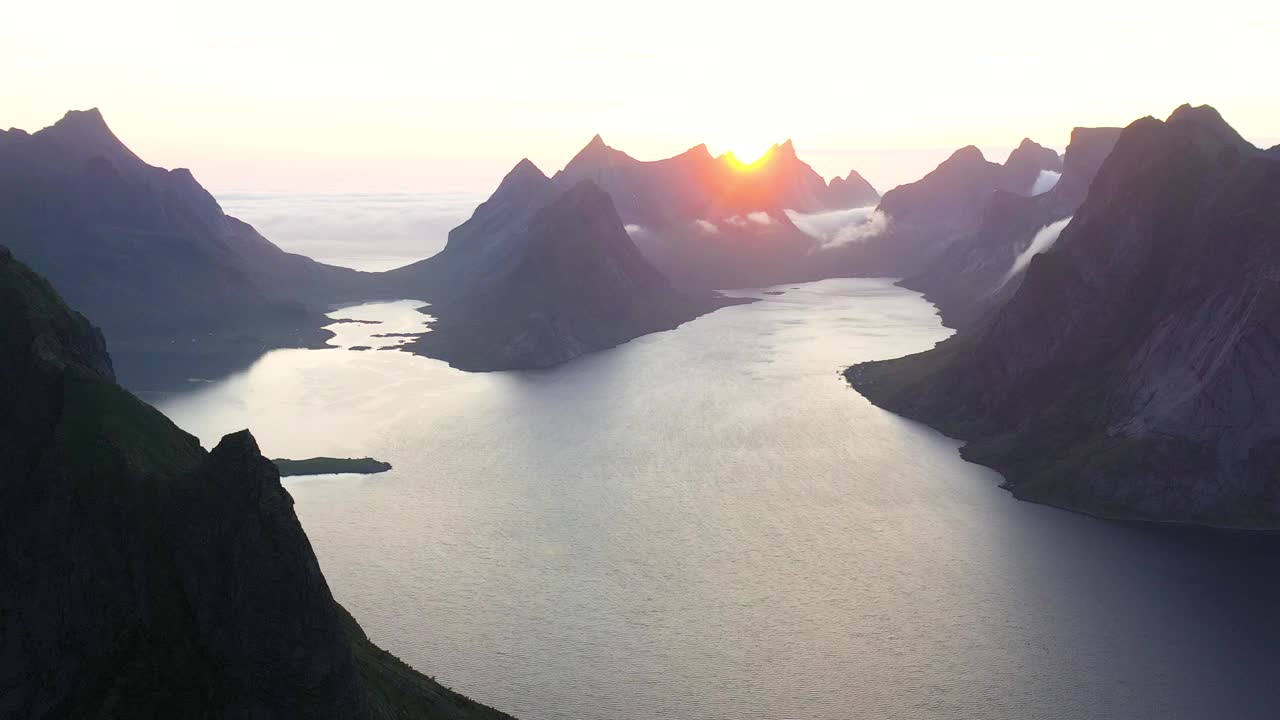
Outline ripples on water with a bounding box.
[155,279,1280,720]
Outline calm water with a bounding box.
[153,279,1280,720]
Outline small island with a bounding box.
[271,457,393,477]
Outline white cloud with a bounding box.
[785,205,889,249]
[215,191,484,271]
[998,216,1072,288]
[693,219,720,234]
[747,211,773,225]
[1030,169,1062,196]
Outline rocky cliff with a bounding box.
[900,126,1122,328]
[0,244,513,718]
[846,105,1280,528]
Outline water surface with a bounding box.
[155,280,1280,720]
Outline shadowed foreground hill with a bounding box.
[847,105,1280,528]
[0,245,512,718]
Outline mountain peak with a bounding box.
[509,157,547,179]
[54,107,109,132]
[558,134,638,178]
[1165,103,1254,153]
[28,107,146,173]
[948,145,987,164]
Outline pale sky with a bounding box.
[4,0,1277,193]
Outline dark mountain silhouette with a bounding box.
[0,109,367,388]
[0,246,513,718]
[1000,138,1063,194]
[548,135,890,289]
[1,111,747,378]
[847,105,1280,528]
[403,179,748,370]
[551,135,873,226]
[821,138,1063,279]
[901,126,1122,328]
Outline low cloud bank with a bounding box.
[216,191,484,271]
[785,206,890,249]
[1030,169,1062,196]
[998,216,1072,288]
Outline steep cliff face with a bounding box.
[847,105,1280,528]
[0,245,514,718]
[901,126,1122,328]
[407,181,748,370]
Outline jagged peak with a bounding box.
[1165,103,1254,152]
[944,145,988,165]
[776,139,797,156]
[509,157,547,178]
[559,133,638,176]
[54,107,110,132]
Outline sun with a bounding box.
[723,142,773,168]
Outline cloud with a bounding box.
[1030,169,1062,196]
[624,223,647,236]
[998,216,1072,288]
[785,205,889,249]
[693,219,720,234]
[746,211,774,225]
[215,191,485,271]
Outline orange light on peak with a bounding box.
[724,145,773,170]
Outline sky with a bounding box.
[4,0,1278,193]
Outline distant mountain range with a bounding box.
[0,111,748,380]
[0,245,513,718]
[848,105,1280,528]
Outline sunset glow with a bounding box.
[2,0,1276,193]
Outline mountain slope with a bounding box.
[900,126,1122,328]
[406,180,749,370]
[0,244,513,718]
[0,109,367,388]
[846,105,1280,528]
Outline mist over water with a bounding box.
[215,192,485,271]
[154,279,1280,720]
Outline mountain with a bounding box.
[383,158,564,298]
[1000,138,1062,195]
[0,245,514,718]
[826,169,880,209]
[551,136,721,227]
[900,126,1122,328]
[398,178,749,370]
[821,137,1066,280]
[547,135,887,289]
[846,105,1280,528]
[552,135,870,225]
[0,109,367,388]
